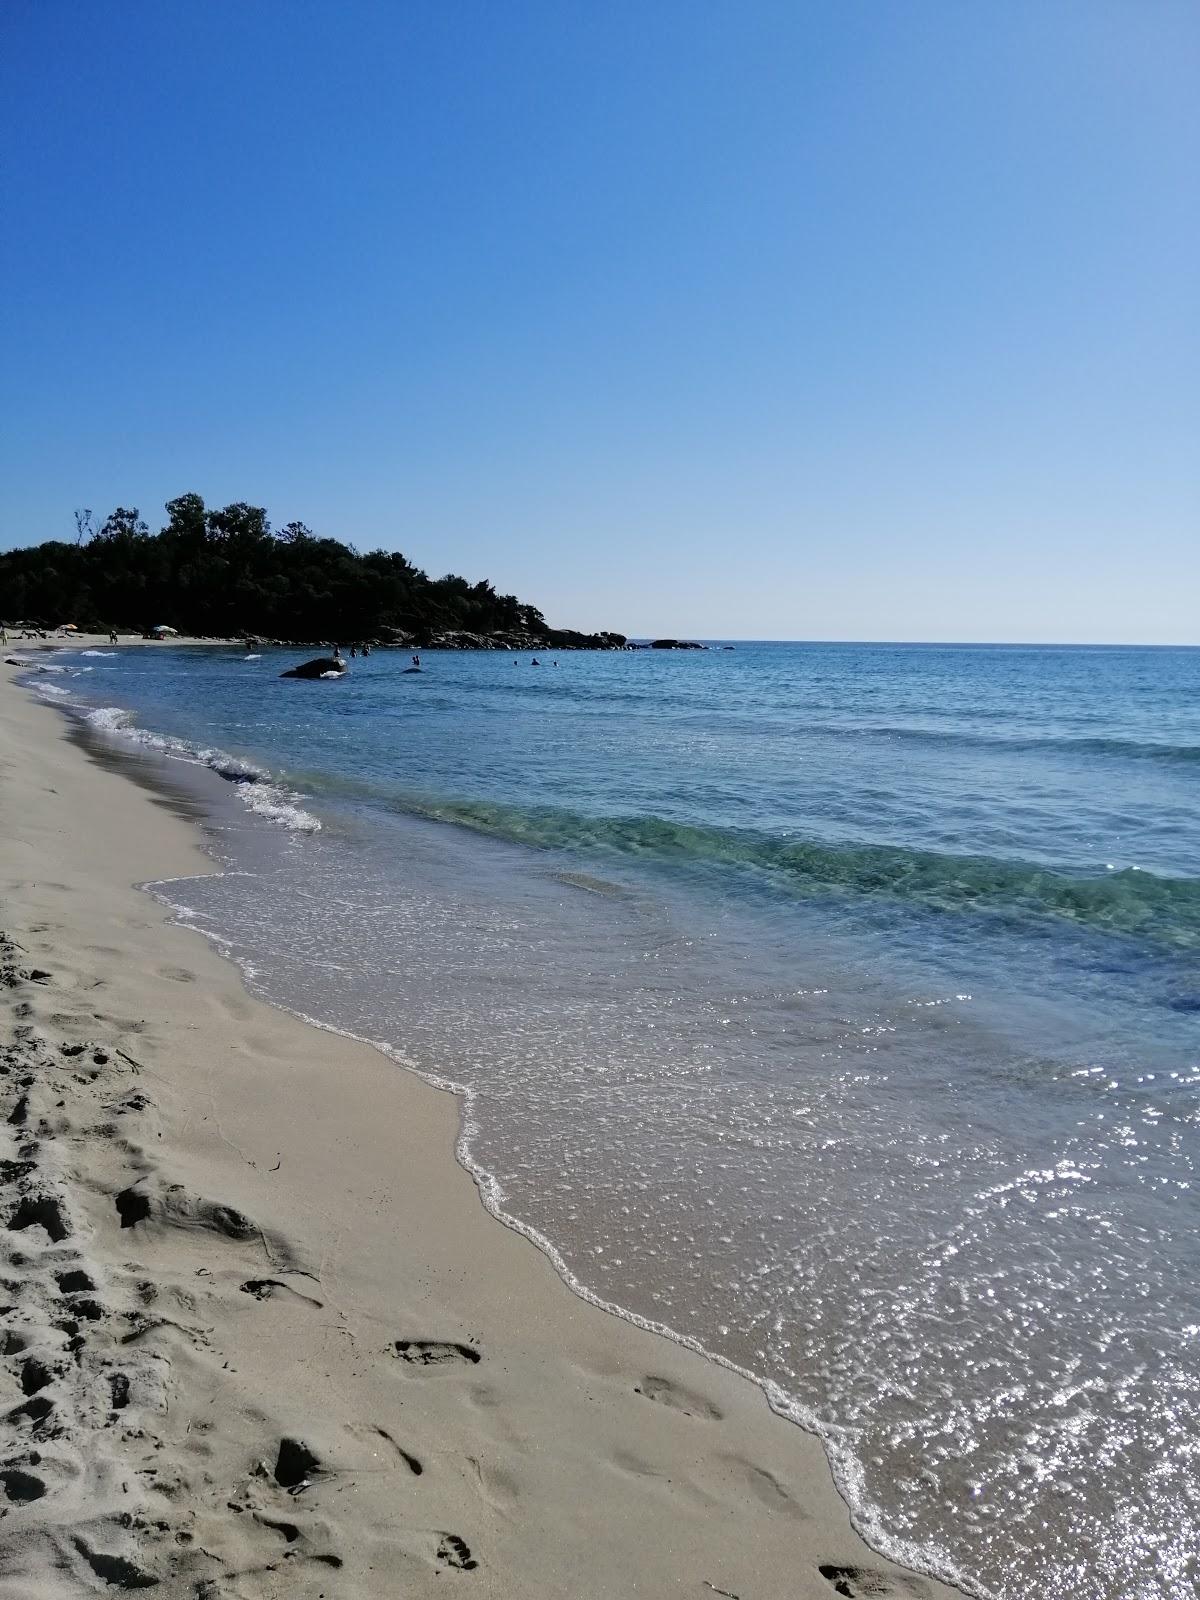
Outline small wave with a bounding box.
[812,722,1200,765]
[33,681,72,699]
[85,705,135,733]
[238,783,325,830]
[80,649,114,657]
[81,705,320,831]
[388,792,1200,951]
[243,653,261,660]
[1057,734,1200,763]
[200,750,271,784]
[10,658,94,682]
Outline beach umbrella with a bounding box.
[152,624,179,635]
[62,623,78,631]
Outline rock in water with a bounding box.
[280,656,347,679]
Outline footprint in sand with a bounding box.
[0,1466,46,1504]
[273,1437,322,1490]
[9,1393,55,1432]
[114,1187,151,1228]
[728,1456,808,1519]
[114,1178,259,1243]
[109,1090,152,1116]
[7,1193,71,1242]
[239,1277,324,1308]
[392,1338,481,1367]
[370,1425,423,1475]
[634,1374,723,1420]
[55,1267,96,1294]
[71,1538,157,1591]
[820,1564,932,1597]
[19,1356,57,1396]
[437,1533,479,1572]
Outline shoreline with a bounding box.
[0,669,964,1598]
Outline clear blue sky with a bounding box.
[1,1,1196,642]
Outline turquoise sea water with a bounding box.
[24,641,1200,1599]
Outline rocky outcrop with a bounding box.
[379,628,629,652]
[279,656,347,679]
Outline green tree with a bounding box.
[96,507,149,541]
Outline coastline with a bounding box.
[0,671,963,1598]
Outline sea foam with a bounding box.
[81,705,321,832]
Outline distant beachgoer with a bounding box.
[0,627,7,646]
[412,654,420,667]
[350,645,357,658]
[362,643,371,656]
[531,656,540,666]
[110,629,118,644]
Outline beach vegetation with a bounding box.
[0,494,625,648]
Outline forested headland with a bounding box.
[0,494,626,649]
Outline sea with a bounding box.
[18,640,1200,1600]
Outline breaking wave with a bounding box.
[81,705,321,832]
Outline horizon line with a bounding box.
[619,637,1200,650]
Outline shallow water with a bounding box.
[30,641,1200,1599]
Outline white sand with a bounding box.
[0,671,961,1598]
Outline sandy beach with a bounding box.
[0,669,960,1599]
[5,634,245,653]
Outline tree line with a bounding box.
[0,494,624,647]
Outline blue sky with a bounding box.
[1,1,1196,641]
